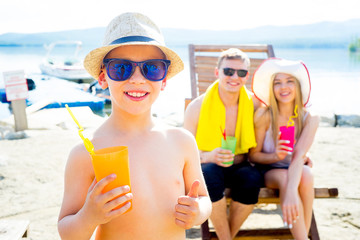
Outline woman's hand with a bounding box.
[80,174,133,226]
[282,189,300,228]
[275,131,292,161]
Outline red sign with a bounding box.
[3,70,29,101]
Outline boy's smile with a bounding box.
[100,45,166,115]
[125,90,149,101]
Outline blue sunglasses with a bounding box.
[103,58,171,81]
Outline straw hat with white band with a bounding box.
[251,58,311,107]
[84,12,184,80]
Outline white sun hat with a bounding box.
[84,12,184,80]
[251,58,311,106]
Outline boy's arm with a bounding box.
[58,145,98,239]
[58,145,132,239]
[174,129,212,229]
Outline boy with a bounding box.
[58,12,211,240]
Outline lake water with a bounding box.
[1,45,359,122]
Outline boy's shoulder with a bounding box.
[66,141,93,175]
[154,121,197,147]
[155,120,193,137]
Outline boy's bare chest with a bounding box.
[128,141,184,185]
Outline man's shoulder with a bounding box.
[184,94,205,121]
[187,94,205,109]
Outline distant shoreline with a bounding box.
[1,19,360,49]
[0,44,351,49]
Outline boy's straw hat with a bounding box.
[252,58,311,106]
[84,12,184,80]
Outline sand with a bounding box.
[0,107,359,239]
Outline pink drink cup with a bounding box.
[279,126,295,152]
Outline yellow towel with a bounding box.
[196,80,256,155]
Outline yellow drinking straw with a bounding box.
[287,105,298,127]
[65,104,95,155]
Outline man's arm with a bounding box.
[183,96,203,136]
[183,95,235,166]
[252,94,262,112]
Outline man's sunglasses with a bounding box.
[103,58,171,81]
[223,68,248,78]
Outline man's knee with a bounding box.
[229,165,262,204]
[234,165,263,188]
[231,187,260,205]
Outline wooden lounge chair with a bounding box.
[186,44,339,240]
[0,219,29,240]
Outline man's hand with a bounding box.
[175,180,201,229]
[304,153,313,167]
[206,148,234,167]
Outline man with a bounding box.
[184,48,262,239]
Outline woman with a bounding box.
[249,58,319,240]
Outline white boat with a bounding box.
[39,41,93,82]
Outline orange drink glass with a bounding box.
[91,146,132,212]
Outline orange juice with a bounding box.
[91,146,132,212]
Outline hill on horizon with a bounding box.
[1,19,360,48]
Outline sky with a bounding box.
[0,0,360,35]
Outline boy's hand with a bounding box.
[81,174,133,226]
[175,180,201,229]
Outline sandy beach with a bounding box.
[0,107,359,240]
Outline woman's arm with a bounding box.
[282,113,319,225]
[250,107,294,164]
[286,113,320,190]
[249,108,279,164]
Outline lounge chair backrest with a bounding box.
[188,44,275,100]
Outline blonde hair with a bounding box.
[269,74,305,143]
[217,48,250,69]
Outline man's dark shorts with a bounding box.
[201,161,263,205]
